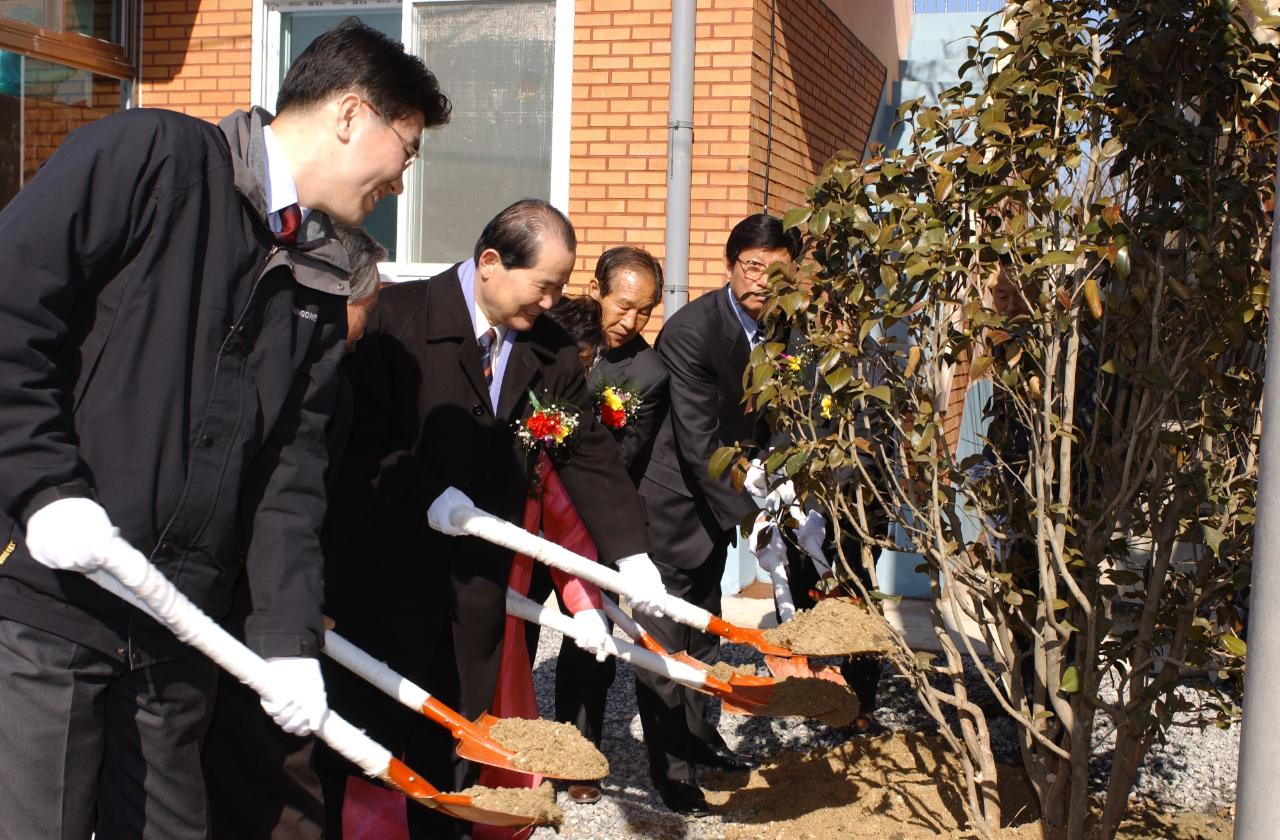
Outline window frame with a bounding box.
[253,0,574,281]
[0,0,139,81]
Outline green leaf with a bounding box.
[1036,250,1077,268]
[782,207,812,231]
[864,385,892,404]
[824,366,854,393]
[809,209,831,237]
[1060,666,1080,693]
[1203,525,1225,557]
[708,446,736,480]
[1219,634,1247,658]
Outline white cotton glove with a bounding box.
[792,509,833,576]
[744,459,769,501]
[744,458,795,510]
[25,497,119,573]
[616,553,667,618]
[794,510,827,559]
[571,608,613,663]
[749,514,788,573]
[427,486,476,537]
[259,657,328,736]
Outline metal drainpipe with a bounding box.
[663,0,695,316]
[1234,132,1280,840]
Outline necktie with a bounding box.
[752,323,765,348]
[479,327,498,386]
[276,203,302,247]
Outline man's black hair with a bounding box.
[594,246,663,306]
[725,213,802,265]
[544,295,604,360]
[332,224,387,302]
[276,18,451,128]
[472,198,577,269]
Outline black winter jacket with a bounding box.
[0,107,350,665]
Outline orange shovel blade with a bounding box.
[706,615,797,657]
[763,654,849,686]
[385,758,560,828]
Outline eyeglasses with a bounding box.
[361,100,419,172]
[736,258,771,280]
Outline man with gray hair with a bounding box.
[323,198,666,839]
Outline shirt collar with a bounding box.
[726,284,761,344]
[262,125,308,218]
[458,259,507,346]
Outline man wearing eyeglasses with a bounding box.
[633,213,802,814]
[0,19,448,840]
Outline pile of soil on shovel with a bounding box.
[707,661,758,681]
[758,675,861,727]
[489,718,609,779]
[763,597,893,657]
[457,781,563,826]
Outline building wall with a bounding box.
[749,0,886,216]
[132,0,885,323]
[138,0,252,120]
[566,0,758,325]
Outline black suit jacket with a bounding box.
[587,334,669,486]
[326,264,648,716]
[639,285,762,570]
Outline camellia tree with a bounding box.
[720,2,1278,837]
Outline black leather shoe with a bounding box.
[699,745,757,772]
[655,779,710,815]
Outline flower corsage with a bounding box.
[515,390,581,460]
[591,377,641,430]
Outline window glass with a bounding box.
[0,0,59,30]
[409,0,555,264]
[65,0,121,44]
[0,49,125,208]
[281,9,402,260]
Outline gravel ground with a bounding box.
[525,621,1239,838]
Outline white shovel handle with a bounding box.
[323,630,430,710]
[769,563,796,622]
[505,588,706,689]
[86,537,391,780]
[599,595,645,642]
[456,505,712,631]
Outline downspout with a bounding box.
[663,0,695,316]
[1234,130,1280,840]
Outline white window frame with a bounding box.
[252,0,574,281]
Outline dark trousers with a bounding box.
[524,564,617,751]
[203,669,325,840]
[632,546,728,785]
[0,618,216,840]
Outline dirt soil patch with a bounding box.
[763,598,893,657]
[708,661,758,681]
[703,732,1232,839]
[488,718,609,780]
[456,781,562,826]
[759,676,861,727]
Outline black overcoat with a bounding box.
[326,264,650,719]
[587,333,669,486]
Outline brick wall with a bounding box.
[567,0,758,329]
[139,0,252,121]
[749,0,886,216]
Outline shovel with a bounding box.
[505,589,775,715]
[594,595,782,716]
[83,538,558,829]
[456,504,798,658]
[321,629,576,778]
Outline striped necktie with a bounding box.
[478,327,498,386]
